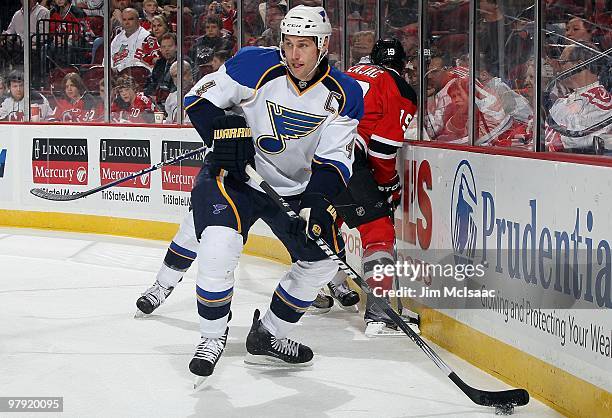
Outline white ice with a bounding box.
[0,228,563,418]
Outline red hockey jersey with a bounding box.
[49,5,90,39]
[111,92,156,123]
[51,94,103,123]
[345,64,417,184]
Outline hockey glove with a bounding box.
[210,115,255,182]
[378,174,402,211]
[299,193,337,241]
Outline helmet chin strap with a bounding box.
[280,35,329,81]
[301,48,328,80]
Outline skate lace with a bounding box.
[193,334,227,362]
[270,336,300,358]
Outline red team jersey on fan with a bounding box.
[111,93,156,123]
[345,63,417,184]
[52,94,103,123]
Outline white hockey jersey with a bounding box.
[0,93,53,121]
[110,27,159,72]
[185,47,364,196]
[545,81,612,151]
[164,91,190,124]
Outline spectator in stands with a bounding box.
[0,77,7,101]
[241,0,264,43]
[424,61,519,146]
[522,59,535,102]
[0,70,53,121]
[191,16,232,67]
[3,0,50,43]
[51,72,102,122]
[260,4,285,47]
[49,0,87,34]
[141,0,162,30]
[144,32,179,106]
[350,30,375,65]
[477,54,533,125]
[218,0,237,35]
[111,0,131,33]
[478,0,532,80]
[149,14,170,44]
[110,7,159,73]
[211,49,231,72]
[76,0,103,17]
[546,43,612,152]
[565,16,595,44]
[111,75,156,123]
[164,59,192,124]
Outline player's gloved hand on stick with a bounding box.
[299,193,337,241]
[210,115,255,182]
[378,174,401,211]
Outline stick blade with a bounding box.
[30,188,85,201]
[450,372,530,407]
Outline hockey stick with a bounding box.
[392,230,404,313]
[245,164,529,410]
[30,145,207,201]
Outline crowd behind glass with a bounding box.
[0,0,610,155]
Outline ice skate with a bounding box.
[364,301,420,337]
[135,280,175,317]
[245,309,313,367]
[190,327,229,390]
[327,280,359,312]
[307,288,333,314]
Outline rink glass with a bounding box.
[0,0,609,160]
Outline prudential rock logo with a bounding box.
[450,160,478,265]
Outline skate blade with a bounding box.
[193,375,210,391]
[134,310,151,319]
[244,353,313,368]
[365,322,421,337]
[337,303,358,313]
[306,306,331,315]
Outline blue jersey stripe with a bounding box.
[275,284,313,309]
[196,285,234,302]
[169,241,197,260]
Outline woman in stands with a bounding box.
[110,75,156,124]
[51,72,102,123]
[150,14,170,44]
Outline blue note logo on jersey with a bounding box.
[256,101,326,154]
[212,204,228,214]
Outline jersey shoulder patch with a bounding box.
[327,66,364,120]
[224,47,283,89]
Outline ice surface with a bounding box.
[0,228,563,418]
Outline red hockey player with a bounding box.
[312,38,419,337]
[110,75,156,123]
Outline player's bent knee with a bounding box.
[292,259,339,288]
[197,226,243,279]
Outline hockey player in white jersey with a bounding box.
[136,5,363,382]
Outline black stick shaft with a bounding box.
[245,164,529,408]
[31,146,207,201]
